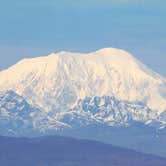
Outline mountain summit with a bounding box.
[0,47,166,136]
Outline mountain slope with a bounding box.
[0,47,165,113]
[0,135,166,166]
[0,48,166,130]
[0,47,166,156]
[0,90,70,136]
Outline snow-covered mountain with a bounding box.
[0,90,70,136]
[0,47,166,136]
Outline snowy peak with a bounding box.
[95,47,134,59]
[0,47,166,135]
[0,47,163,82]
[1,47,165,110]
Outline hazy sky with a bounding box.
[0,0,166,76]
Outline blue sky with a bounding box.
[0,0,166,76]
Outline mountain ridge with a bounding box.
[0,135,166,166]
